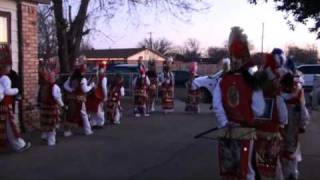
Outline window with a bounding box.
[298,65,320,74]
[0,11,11,44]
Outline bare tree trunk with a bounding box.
[67,0,90,69]
[52,0,90,73]
[52,0,69,73]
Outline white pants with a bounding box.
[41,130,56,146]
[247,140,255,180]
[114,108,121,124]
[282,144,301,179]
[6,120,26,151]
[90,103,105,126]
[80,103,93,134]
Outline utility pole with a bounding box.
[148,32,153,49]
[261,22,264,53]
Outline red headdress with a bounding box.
[189,62,198,75]
[228,27,250,71]
[39,67,56,84]
[74,55,87,74]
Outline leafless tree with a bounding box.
[38,5,57,60]
[182,38,202,58]
[207,47,229,62]
[287,45,319,64]
[137,38,173,56]
[51,0,210,73]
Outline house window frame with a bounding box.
[0,10,11,44]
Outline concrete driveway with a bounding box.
[0,99,319,179]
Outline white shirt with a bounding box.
[52,84,64,107]
[0,75,19,96]
[101,77,108,101]
[158,72,175,86]
[213,79,265,128]
[0,84,4,102]
[63,77,95,93]
[132,75,150,88]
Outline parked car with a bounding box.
[172,70,190,86]
[297,64,320,92]
[108,64,140,73]
[193,70,222,103]
[107,64,140,96]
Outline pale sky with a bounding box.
[91,0,320,54]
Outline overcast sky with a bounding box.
[90,0,320,53]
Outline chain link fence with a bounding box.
[56,72,147,97]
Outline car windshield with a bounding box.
[112,66,138,73]
[298,66,320,75]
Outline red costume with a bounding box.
[0,44,30,151]
[107,74,124,124]
[213,27,264,180]
[185,62,201,113]
[63,58,94,136]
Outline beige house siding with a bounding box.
[172,61,220,75]
[0,0,19,72]
[127,49,165,62]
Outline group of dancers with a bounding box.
[211,26,310,180]
[0,27,312,179]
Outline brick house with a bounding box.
[0,0,48,130]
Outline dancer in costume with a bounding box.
[146,60,158,113]
[133,65,150,117]
[107,74,125,124]
[280,57,310,180]
[38,66,65,145]
[63,56,94,137]
[159,57,175,114]
[185,62,201,113]
[0,44,31,152]
[86,64,108,128]
[254,48,289,180]
[212,27,265,180]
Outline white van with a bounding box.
[297,64,320,92]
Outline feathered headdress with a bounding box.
[228,26,251,71]
[74,55,87,73]
[39,66,56,84]
[189,62,198,75]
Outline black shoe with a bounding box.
[92,125,103,129]
[17,142,31,153]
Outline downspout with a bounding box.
[17,1,25,133]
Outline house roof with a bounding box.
[82,48,165,59]
[174,54,220,64]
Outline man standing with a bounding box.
[133,65,150,117]
[0,44,31,152]
[86,64,108,128]
[213,27,265,180]
[63,56,94,137]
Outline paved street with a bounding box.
[0,99,319,179]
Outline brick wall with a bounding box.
[19,1,39,129]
